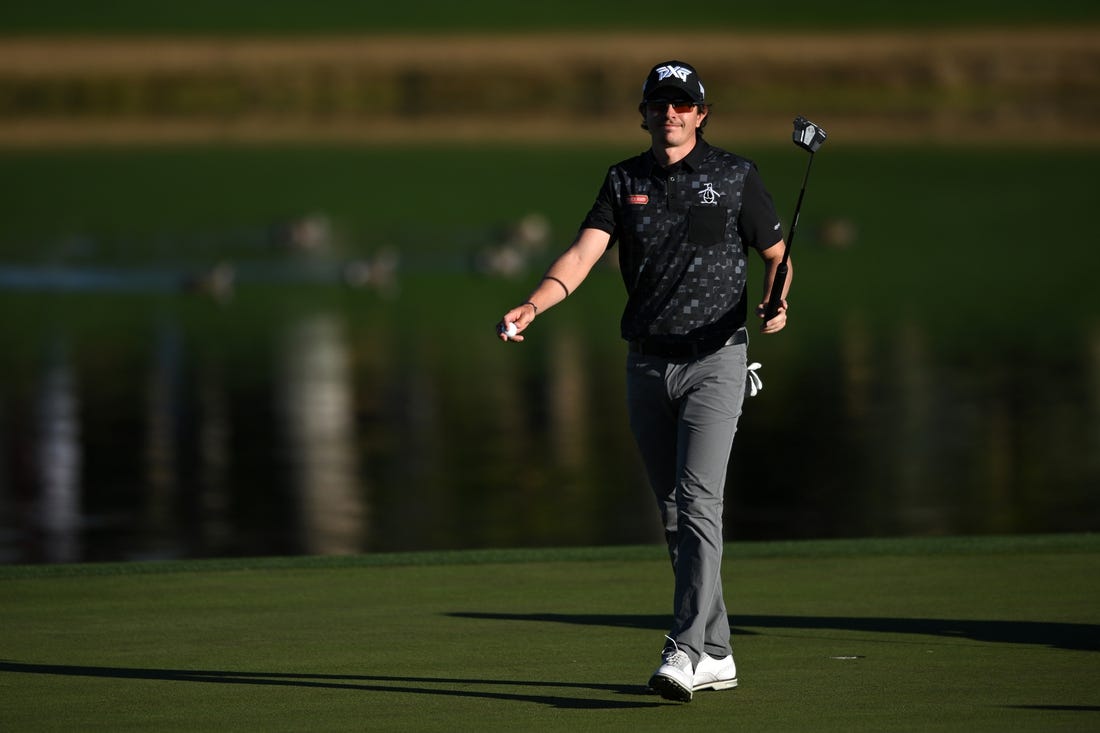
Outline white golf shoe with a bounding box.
[648,638,694,702]
[693,652,738,691]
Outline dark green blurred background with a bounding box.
[1,3,1097,563]
[1,1,1098,32]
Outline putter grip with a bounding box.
[763,263,788,323]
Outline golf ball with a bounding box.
[504,322,518,338]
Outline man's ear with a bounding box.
[696,105,709,128]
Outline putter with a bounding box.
[762,115,827,323]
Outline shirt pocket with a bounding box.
[687,205,729,247]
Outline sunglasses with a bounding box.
[644,100,698,113]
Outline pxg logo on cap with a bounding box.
[643,61,706,103]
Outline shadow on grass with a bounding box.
[0,661,661,710]
[445,613,1099,652]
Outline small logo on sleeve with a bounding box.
[628,194,649,205]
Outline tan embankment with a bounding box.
[0,29,1097,146]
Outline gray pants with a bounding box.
[626,336,747,666]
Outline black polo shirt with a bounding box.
[581,139,783,344]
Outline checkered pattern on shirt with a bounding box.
[582,141,774,342]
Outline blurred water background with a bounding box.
[1,3,1098,563]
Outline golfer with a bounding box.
[496,60,790,702]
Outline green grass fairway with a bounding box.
[2,536,1098,731]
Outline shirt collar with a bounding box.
[681,139,709,170]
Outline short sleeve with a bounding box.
[738,165,784,251]
[580,169,618,238]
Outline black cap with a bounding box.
[641,60,706,103]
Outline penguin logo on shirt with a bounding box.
[698,183,725,206]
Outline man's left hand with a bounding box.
[757,299,788,333]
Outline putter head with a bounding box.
[793,116,827,153]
